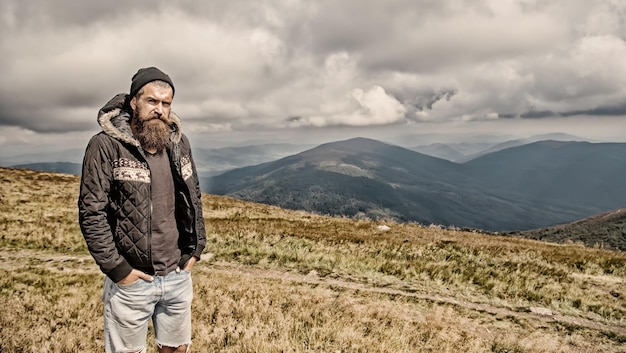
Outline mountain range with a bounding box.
[6,134,625,239]
[193,143,314,176]
[2,133,582,176]
[2,144,313,177]
[410,133,590,162]
[1,133,586,176]
[205,137,626,233]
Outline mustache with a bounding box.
[146,114,169,123]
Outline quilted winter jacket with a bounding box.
[78,94,206,283]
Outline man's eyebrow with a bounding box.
[145,95,171,102]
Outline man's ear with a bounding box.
[130,96,137,111]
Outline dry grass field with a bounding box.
[1,167,625,352]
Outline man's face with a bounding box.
[130,82,174,153]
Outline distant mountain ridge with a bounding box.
[3,143,313,178]
[193,143,314,176]
[11,162,82,175]
[411,133,589,162]
[512,207,626,251]
[464,140,626,215]
[205,137,626,232]
[0,148,84,166]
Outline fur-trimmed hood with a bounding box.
[97,93,183,147]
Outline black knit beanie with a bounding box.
[129,67,175,98]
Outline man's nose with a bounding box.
[154,103,164,115]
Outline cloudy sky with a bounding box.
[1,0,626,156]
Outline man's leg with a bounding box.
[153,270,193,352]
[159,345,189,353]
[103,276,158,353]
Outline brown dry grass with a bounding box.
[1,167,625,352]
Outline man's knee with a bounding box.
[158,344,189,353]
[174,345,188,353]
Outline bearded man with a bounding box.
[78,67,206,353]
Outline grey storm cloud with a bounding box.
[516,102,626,119]
[1,0,626,145]
[565,103,626,117]
[405,89,458,112]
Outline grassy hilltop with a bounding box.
[1,167,625,352]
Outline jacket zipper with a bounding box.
[140,148,154,273]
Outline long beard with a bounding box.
[132,112,171,153]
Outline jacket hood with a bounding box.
[97,93,183,147]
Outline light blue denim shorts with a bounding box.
[102,270,193,353]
